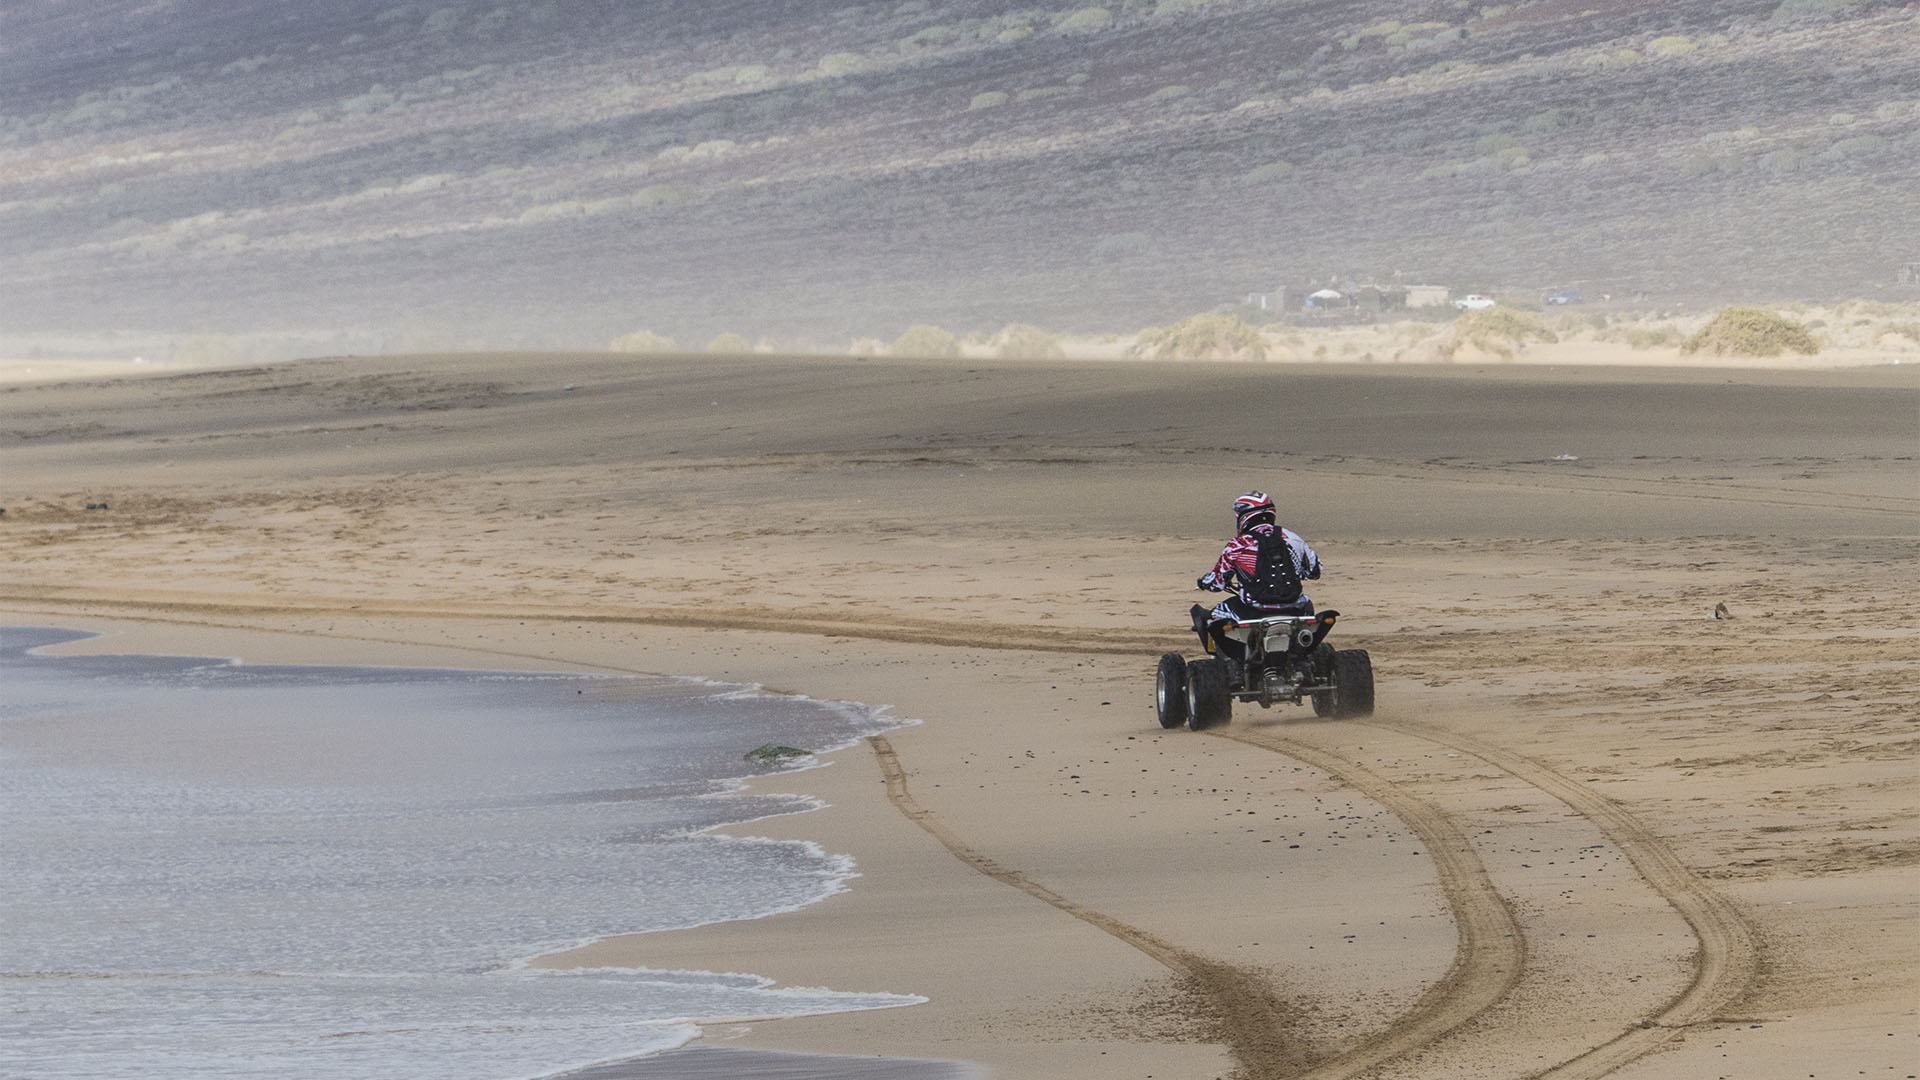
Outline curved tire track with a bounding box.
[872,726,1534,1080]
[1216,714,1760,1079]
[868,735,1318,1079]
[0,588,1165,655]
[1358,718,1762,1080]
[867,736,1193,971]
[1214,726,1528,1080]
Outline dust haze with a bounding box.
[4,0,1918,366]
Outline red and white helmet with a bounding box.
[1233,490,1276,532]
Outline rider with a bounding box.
[1193,490,1321,660]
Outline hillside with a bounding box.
[3,0,1916,354]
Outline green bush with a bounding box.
[1056,7,1113,31]
[609,330,677,354]
[1836,298,1907,318]
[1451,308,1558,359]
[1701,125,1760,147]
[1646,34,1697,57]
[1820,135,1889,162]
[706,332,751,354]
[994,323,1065,360]
[686,64,768,88]
[1245,160,1295,183]
[900,25,960,52]
[1758,148,1812,174]
[815,51,869,78]
[1771,0,1869,21]
[1132,314,1267,362]
[1682,307,1820,357]
[890,324,960,358]
[1524,107,1569,133]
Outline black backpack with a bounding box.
[1244,527,1303,606]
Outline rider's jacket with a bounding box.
[1200,523,1321,609]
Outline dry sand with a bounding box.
[1,351,1914,1079]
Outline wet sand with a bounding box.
[558,1046,974,1079]
[1,352,1914,1078]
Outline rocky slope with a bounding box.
[3,0,1916,350]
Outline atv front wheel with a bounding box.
[1333,649,1375,718]
[1185,658,1232,730]
[1155,653,1188,729]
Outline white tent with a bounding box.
[1307,288,1343,300]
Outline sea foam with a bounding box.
[0,627,918,1079]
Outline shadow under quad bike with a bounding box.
[1156,606,1373,730]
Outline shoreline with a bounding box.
[0,616,973,1080]
[2,353,1912,1078]
[1,609,1271,1077]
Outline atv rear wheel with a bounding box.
[1333,649,1375,718]
[1305,645,1336,714]
[1310,645,1337,716]
[1185,658,1232,730]
[1155,653,1188,729]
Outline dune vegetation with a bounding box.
[1683,307,1822,357]
[1132,314,1268,362]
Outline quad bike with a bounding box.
[1156,606,1373,730]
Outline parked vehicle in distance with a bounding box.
[1546,288,1583,305]
[1453,294,1496,310]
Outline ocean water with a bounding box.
[0,627,936,1079]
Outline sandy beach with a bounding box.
[1,351,1914,1079]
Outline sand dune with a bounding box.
[2,351,1914,1078]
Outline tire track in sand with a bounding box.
[1213,725,1528,1080]
[1357,718,1762,1080]
[0,588,1165,656]
[868,735,1318,1079]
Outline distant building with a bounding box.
[1349,286,1397,312]
[1244,292,1276,311]
[1404,284,1450,308]
[1900,260,1920,285]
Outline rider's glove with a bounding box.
[1197,572,1218,591]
